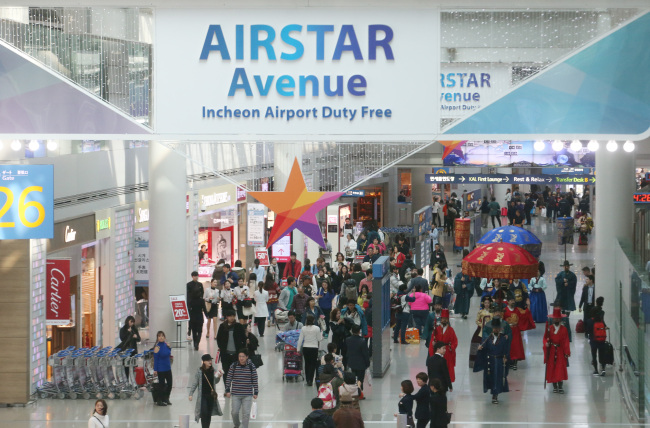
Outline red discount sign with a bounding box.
[46,259,71,325]
[255,249,270,266]
[169,295,190,321]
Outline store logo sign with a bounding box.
[46,259,71,325]
[236,186,246,202]
[96,218,111,232]
[138,208,149,224]
[202,192,231,208]
[64,225,77,242]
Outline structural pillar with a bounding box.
[494,167,513,202]
[411,166,433,215]
[274,143,305,260]
[148,142,187,342]
[594,146,635,316]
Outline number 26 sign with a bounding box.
[0,165,54,239]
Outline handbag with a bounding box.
[203,372,223,416]
[243,303,256,317]
[251,353,264,368]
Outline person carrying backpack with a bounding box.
[586,308,610,376]
[303,398,335,428]
[342,278,359,302]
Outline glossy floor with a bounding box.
[1,216,643,427]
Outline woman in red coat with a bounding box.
[428,309,458,383]
[543,307,571,394]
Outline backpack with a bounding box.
[344,279,358,301]
[317,382,336,410]
[593,321,607,342]
[391,295,404,314]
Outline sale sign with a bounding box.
[255,248,270,266]
[169,295,190,321]
[46,259,71,325]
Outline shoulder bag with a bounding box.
[203,372,224,416]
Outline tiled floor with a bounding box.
[1,215,643,427]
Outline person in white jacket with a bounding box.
[88,399,109,428]
[297,314,323,387]
[253,282,269,337]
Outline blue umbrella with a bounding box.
[477,226,542,258]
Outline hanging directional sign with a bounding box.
[425,174,596,185]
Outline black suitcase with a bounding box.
[151,382,162,403]
[601,341,614,365]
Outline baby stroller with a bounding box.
[282,344,303,382]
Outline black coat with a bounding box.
[344,335,370,371]
[216,321,247,353]
[413,385,431,420]
[118,324,140,351]
[426,354,452,392]
[188,296,208,323]
[429,392,448,428]
[579,285,596,309]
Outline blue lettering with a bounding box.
[236,25,244,60]
[299,75,319,96]
[276,75,295,96]
[446,73,456,88]
[280,25,304,61]
[368,25,394,60]
[347,75,366,96]
[323,76,344,96]
[333,25,362,60]
[322,106,332,118]
[467,73,478,88]
[200,25,230,60]
[307,25,334,61]
[254,75,274,96]
[251,25,276,60]
[481,73,491,88]
[228,68,253,96]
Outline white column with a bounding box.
[595,146,634,315]
[411,167,433,214]
[274,143,305,259]
[148,142,187,342]
[494,167,512,203]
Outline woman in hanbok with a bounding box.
[528,270,548,323]
[469,296,493,368]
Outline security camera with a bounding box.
[201,203,206,212]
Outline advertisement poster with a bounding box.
[134,231,150,287]
[443,140,595,167]
[170,295,190,321]
[247,203,266,246]
[272,234,291,263]
[46,259,71,325]
[211,230,232,266]
[255,248,270,266]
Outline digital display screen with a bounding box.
[633,193,650,203]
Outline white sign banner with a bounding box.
[155,9,440,140]
[247,203,266,246]
[134,231,149,287]
[440,64,511,119]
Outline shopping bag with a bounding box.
[365,368,372,386]
[541,207,547,217]
[405,328,420,344]
[250,399,258,420]
[575,319,585,333]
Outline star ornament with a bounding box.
[248,158,344,249]
[438,140,467,159]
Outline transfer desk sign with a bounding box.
[155,9,439,139]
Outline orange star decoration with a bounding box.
[438,140,467,159]
[248,158,344,248]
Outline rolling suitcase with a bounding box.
[601,342,614,365]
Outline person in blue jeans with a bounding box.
[393,284,416,344]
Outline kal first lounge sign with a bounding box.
[46,259,71,325]
[155,9,439,139]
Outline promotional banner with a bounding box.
[46,259,71,325]
[440,64,510,119]
[134,231,150,287]
[0,164,54,239]
[255,248,270,266]
[247,203,266,246]
[272,234,291,263]
[155,9,439,140]
[170,295,190,321]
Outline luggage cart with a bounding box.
[282,344,303,382]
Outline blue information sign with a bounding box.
[425,173,595,185]
[343,190,366,197]
[0,165,54,239]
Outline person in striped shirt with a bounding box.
[225,349,259,428]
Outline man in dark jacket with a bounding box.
[217,310,247,383]
[557,195,572,218]
[187,290,209,351]
[426,341,452,392]
[344,325,370,390]
[303,398,335,428]
[429,243,446,270]
[524,194,535,225]
[186,271,203,338]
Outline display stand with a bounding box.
[171,321,186,349]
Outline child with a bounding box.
[321,342,344,376]
[358,285,370,308]
[395,379,415,427]
[339,372,361,410]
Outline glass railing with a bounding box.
[614,239,648,421]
